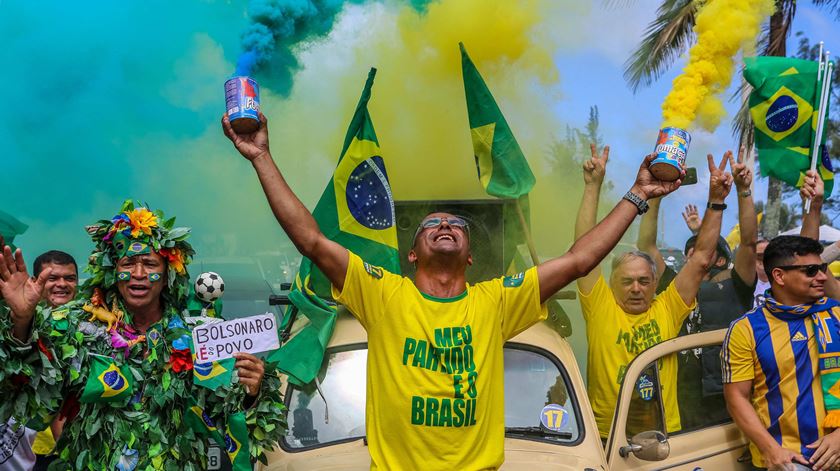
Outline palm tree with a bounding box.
[623,0,840,237]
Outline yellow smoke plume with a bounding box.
[260,0,574,243]
[661,0,774,130]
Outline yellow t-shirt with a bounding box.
[332,252,547,471]
[578,275,695,437]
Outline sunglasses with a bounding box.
[413,216,470,241]
[778,263,829,277]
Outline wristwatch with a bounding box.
[739,189,751,198]
[623,191,649,215]
[707,202,727,211]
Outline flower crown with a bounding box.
[82,200,195,306]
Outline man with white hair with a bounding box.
[574,144,733,438]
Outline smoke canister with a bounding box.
[650,127,691,181]
[224,76,261,134]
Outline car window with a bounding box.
[623,341,731,439]
[282,344,581,450]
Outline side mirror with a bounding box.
[618,430,670,461]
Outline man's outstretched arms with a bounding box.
[537,152,683,303]
[222,113,349,291]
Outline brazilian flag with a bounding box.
[193,357,235,390]
[184,399,225,447]
[460,42,536,199]
[744,56,834,195]
[0,209,28,251]
[267,68,400,385]
[224,412,251,471]
[80,354,134,403]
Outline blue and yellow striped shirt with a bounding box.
[722,307,829,467]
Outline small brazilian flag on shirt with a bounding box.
[460,42,536,199]
[80,354,134,403]
[268,68,400,386]
[193,357,235,390]
[224,412,251,471]
[744,56,834,195]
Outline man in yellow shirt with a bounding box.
[574,145,733,438]
[224,113,682,469]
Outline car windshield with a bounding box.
[282,344,580,450]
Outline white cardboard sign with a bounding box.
[192,313,279,363]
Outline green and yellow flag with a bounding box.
[460,42,536,199]
[184,400,225,447]
[193,357,235,390]
[267,68,400,385]
[744,56,834,195]
[224,412,251,471]
[80,354,134,403]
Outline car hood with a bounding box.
[260,446,604,471]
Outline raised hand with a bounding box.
[681,204,702,233]
[631,154,683,200]
[0,245,49,325]
[582,143,609,185]
[708,152,734,203]
[730,146,753,191]
[234,352,265,397]
[800,169,824,203]
[222,111,271,162]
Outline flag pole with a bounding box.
[805,53,834,213]
[514,197,540,266]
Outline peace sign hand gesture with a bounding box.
[730,146,752,191]
[708,151,734,203]
[582,144,609,185]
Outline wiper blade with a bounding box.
[505,426,573,439]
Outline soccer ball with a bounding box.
[195,272,225,302]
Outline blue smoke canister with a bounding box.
[224,76,261,134]
[650,127,691,181]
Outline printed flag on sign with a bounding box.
[80,353,134,403]
[184,399,225,447]
[224,412,251,471]
[193,357,235,390]
[460,43,536,199]
[744,56,834,195]
[268,68,400,386]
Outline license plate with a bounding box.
[207,445,222,470]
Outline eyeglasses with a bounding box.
[413,216,470,241]
[777,263,829,277]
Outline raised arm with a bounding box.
[681,204,702,234]
[0,245,50,341]
[673,152,733,305]
[798,170,840,298]
[637,197,666,277]
[222,113,349,291]
[539,153,683,303]
[573,144,609,294]
[731,147,757,285]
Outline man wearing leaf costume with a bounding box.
[0,201,286,470]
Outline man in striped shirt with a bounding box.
[723,235,840,471]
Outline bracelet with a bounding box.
[707,202,727,211]
[739,189,751,198]
[623,191,649,215]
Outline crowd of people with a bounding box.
[1,109,839,471]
